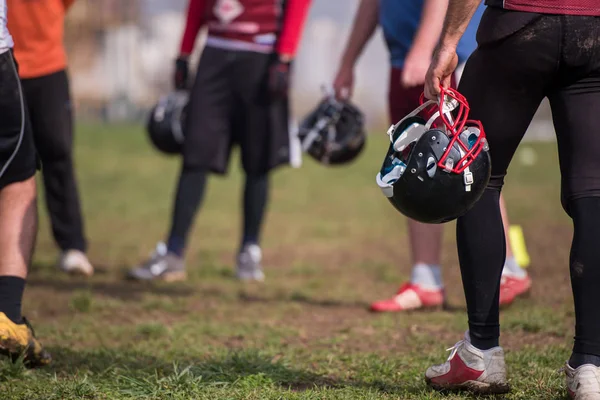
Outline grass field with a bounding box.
[3,123,574,399]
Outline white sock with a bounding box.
[410,263,443,290]
[502,256,527,278]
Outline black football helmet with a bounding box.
[298,96,366,165]
[146,91,189,155]
[376,87,491,224]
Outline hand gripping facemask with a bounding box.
[376,87,491,224]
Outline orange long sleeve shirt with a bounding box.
[7,0,75,78]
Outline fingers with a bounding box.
[424,74,441,100]
[333,78,352,100]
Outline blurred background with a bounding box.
[64,0,554,139]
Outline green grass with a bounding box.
[4,123,573,399]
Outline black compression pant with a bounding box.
[457,8,600,355]
[166,165,269,257]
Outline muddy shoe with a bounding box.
[566,363,600,399]
[128,242,186,282]
[0,313,51,368]
[426,331,509,395]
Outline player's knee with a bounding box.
[487,174,504,192]
[563,195,600,220]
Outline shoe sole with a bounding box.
[426,377,510,395]
[160,271,187,282]
[0,335,51,368]
[369,302,446,313]
[60,267,94,277]
[127,271,188,282]
[499,287,532,308]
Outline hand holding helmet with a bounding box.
[376,86,491,223]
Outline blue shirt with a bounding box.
[379,0,485,68]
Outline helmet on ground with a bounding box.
[298,96,366,165]
[376,87,491,224]
[146,91,188,155]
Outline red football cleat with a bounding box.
[369,282,444,312]
[499,274,532,306]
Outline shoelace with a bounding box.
[446,340,466,361]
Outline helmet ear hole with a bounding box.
[426,156,437,178]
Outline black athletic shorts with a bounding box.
[458,8,600,214]
[183,46,290,175]
[0,50,37,189]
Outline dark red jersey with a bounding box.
[180,0,311,56]
[485,0,600,16]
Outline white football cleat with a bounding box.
[58,250,94,276]
[236,244,265,282]
[566,363,600,399]
[425,332,509,394]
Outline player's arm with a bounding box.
[439,0,481,49]
[275,0,313,62]
[333,0,379,98]
[63,0,76,11]
[411,0,448,58]
[424,0,481,98]
[179,0,207,59]
[339,0,379,70]
[174,0,206,90]
[269,0,312,98]
[401,0,448,87]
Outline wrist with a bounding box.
[438,35,460,51]
[278,53,293,63]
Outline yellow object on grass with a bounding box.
[509,225,530,268]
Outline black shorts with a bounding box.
[458,8,600,214]
[0,50,37,189]
[183,46,290,175]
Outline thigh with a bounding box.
[0,51,36,189]
[23,70,73,161]
[458,10,556,188]
[182,46,235,173]
[549,76,600,213]
[233,52,289,175]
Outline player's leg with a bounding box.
[425,11,553,393]
[128,46,234,281]
[548,33,600,378]
[21,70,92,276]
[456,58,531,306]
[233,51,290,281]
[370,68,447,313]
[0,50,50,366]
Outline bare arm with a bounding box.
[339,0,379,67]
[63,0,76,11]
[439,0,481,48]
[410,0,449,57]
[424,0,481,98]
[333,0,378,98]
[401,0,449,87]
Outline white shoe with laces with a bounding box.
[566,363,600,399]
[425,331,509,394]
